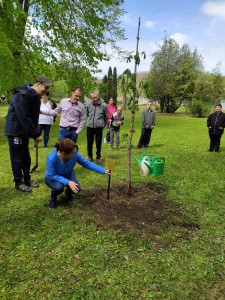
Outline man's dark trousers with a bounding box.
[8,137,31,184]
[87,127,103,159]
[209,133,222,152]
[137,128,152,148]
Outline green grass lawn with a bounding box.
[0,103,225,299]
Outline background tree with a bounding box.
[112,67,118,105]
[106,66,113,103]
[0,0,125,96]
[148,34,204,113]
[98,75,108,101]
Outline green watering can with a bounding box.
[145,156,165,176]
[132,154,157,176]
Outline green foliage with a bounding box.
[0,0,125,94]
[112,67,118,105]
[148,34,204,113]
[99,67,118,104]
[190,100,209,117]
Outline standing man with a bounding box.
[86,91,108,164]
[136,101,156,149]
[4,75,52,192]
[41,87,85,143]
[207,104,225,153]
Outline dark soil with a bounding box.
[76,180,199,240]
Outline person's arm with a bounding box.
[76,105,86,134]
[152,112,156,128]
[76,152,106,174]
[207,115,212,128]
[41,101,62,116]
[104,105,109,127]
[15,94,40,138]
[141,110,146,127]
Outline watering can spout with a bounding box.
[132,155,140,164]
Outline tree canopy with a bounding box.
[148,35,204,113]
[0,0,125,95]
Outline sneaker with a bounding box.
[49,200,57,209]
[44,146,48,149]
[96,158,102,164]
[110,146,113,151]
[117,146,121,150]
[33,146,36,150]
[88,157,93,162]
[104,138,107,143]
[206,149,213,152]
[15,183,32,192]
[65,188,76,201]
[24,180,39,188]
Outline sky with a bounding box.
[96,0,225,78]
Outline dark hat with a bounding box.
[35,75,53,87]
[216,103,222,108]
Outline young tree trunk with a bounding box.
[127,110,135,196]
[127,17,140,196]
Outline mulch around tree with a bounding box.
[74,180,199,240]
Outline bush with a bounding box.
[190,100,208,117]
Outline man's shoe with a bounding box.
[44,146,48,149]
[110,146,113,151]
[49,200,57,209]
[24,180,39,188]
[88,157,93,162]
[215,150,220,153]
[15,183,32,192]
[96,158,102,164]
[65,188,76,201]
[206,149,213,152]
[104,138,107,143]
[144,145,149,148]
[117,146,121,150]
[135,146,141,149]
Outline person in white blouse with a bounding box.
[35,93,54,149]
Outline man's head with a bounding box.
[71,87,82,104]
[32,75,53,95]
[215,104,222,114]
[109,98,114,106]
[147,101,152,110]
[90,91,99,105]
[117,106,122,115]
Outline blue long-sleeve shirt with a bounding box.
[45,149,106,186]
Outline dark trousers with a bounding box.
[38,124,51,147]
[137,128,152,147]
[87,127,103,159]
[8,137,31,184]
[44,172,80,201]
[209,133,222,151]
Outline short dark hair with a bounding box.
[55,138,78,154]
[72,87,82,93]
[216,104,222,108]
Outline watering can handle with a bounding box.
[141,153,156,160]
[152,157,165,163]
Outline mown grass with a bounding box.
[0,103,225,299]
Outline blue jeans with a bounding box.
[44,172,80,201]
[38,124,51,147]
[58,127,78,143]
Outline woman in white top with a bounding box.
[37,93,54,149]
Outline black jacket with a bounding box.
[4,84,41,138]
[207,111,225,135]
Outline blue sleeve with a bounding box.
[76,152,106,174]
[45,156,70,186]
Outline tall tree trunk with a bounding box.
[127,17,141,196]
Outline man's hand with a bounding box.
[36,136,42,142]
[68,181,79,193]
[105,170,111,176]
